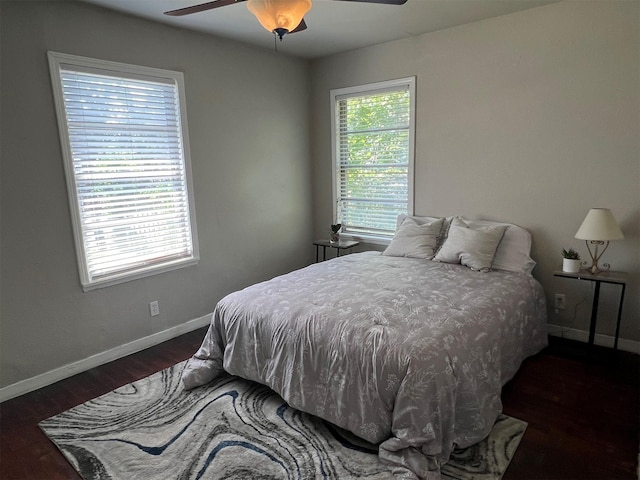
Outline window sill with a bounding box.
[339,233,392,247]
[81,257,198,292]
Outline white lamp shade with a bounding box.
[247,0,311,33]
[575,208,624,241]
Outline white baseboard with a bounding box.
[548,323,640,354]
[0,314,212,403]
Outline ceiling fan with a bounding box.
[164,0,408,40]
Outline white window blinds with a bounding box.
[332,78,415,239]
[48,52,198,290]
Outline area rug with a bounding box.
[40,361,526,480]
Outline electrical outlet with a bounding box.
[554,294,566,310]
[149,300,160,317]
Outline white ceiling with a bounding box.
[81,0,559,59]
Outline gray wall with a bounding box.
[2,0,639,394]
[310,1,640,343]
[0,1,313,389]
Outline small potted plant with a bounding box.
[330,223,341,243]
[561,248,581,273]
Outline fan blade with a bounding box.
[164,0,247,17]
[333,0,407,4]
[290,18,308,34]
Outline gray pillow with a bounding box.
[383,217,444,259]
[395,214,451,251]
[433,218,506,272]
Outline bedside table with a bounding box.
[313,239,359,262]
[553,269,628,352]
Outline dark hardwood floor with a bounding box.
[1,330,638,479]
[502,337,639,480]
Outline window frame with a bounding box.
[48,51,199,291]
[330,77,416,245]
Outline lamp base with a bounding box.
[581,240,611,275]
[582,261,611,275]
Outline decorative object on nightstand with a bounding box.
[561,248,581,273]
[574,208,624,274]
[330,223,341,243]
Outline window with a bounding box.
[331,77,415,241]
[48,52,198,291]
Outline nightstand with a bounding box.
[313,239,359,262]
[553,269,628,352]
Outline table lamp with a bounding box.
[574,208,624,274]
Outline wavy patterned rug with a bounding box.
[40,361,526,480]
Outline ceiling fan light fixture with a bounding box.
[247,0,312,39]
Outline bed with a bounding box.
[182,216,548,479]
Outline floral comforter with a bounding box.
[182,252,547,479]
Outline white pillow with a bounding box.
[433,218,506,272]
[460,219,536,274]
[383,217,444,259]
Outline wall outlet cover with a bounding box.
[149,301,160,317]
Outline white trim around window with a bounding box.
[48,52,199,291]
[330,77,415,244]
